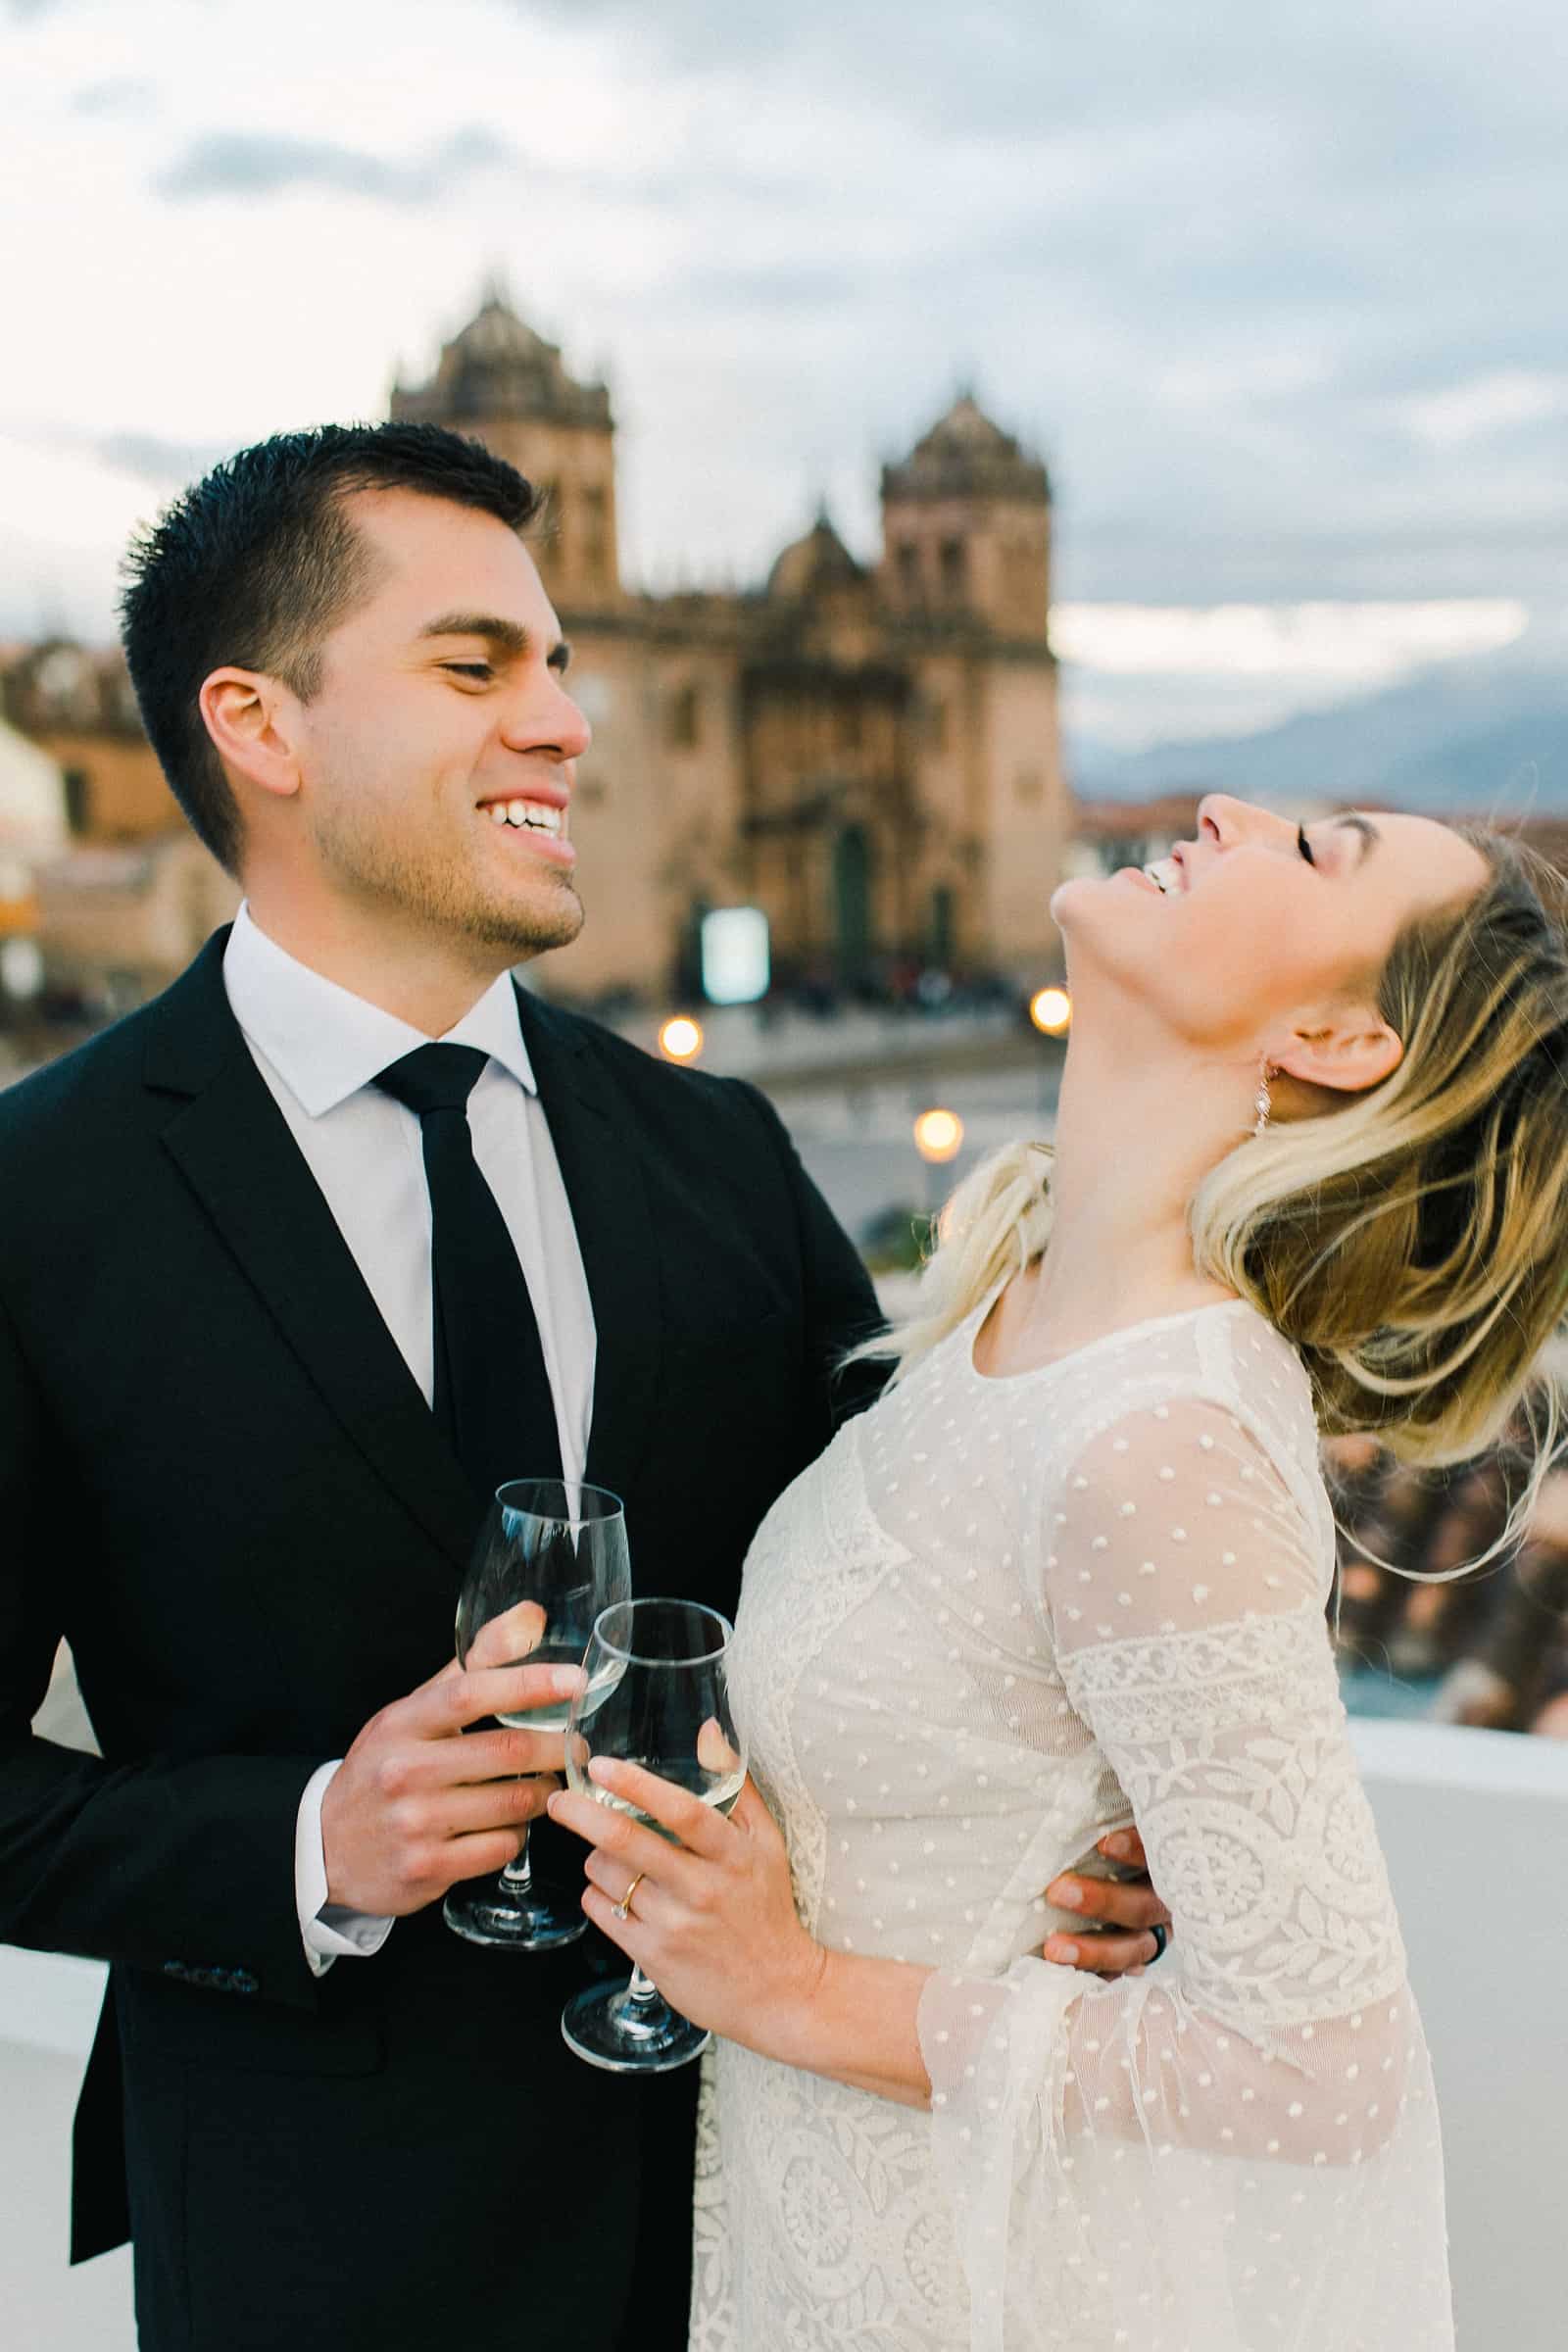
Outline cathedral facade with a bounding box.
[392,286,1069,1003]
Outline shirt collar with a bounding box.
[222,902,537,1117]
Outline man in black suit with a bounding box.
[0,422,1167,2348]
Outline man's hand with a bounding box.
[1041,1828,1172,1976]
[319,1602,585,1917]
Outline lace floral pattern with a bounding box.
[693,1298,1452,2350]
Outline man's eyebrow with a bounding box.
[1331,813,1381,865]
[416,612,570,669]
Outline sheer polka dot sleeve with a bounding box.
[915,1398,1452,2350]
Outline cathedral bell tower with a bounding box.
[878,393,1051,641]
[390,279,620,611]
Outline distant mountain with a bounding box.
[1067,625,1568,814]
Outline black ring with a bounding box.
[1147,1921,1169,1963]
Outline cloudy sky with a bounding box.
[2,0,1564,746]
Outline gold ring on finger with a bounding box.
[612,1870,646,1922]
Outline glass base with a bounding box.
[560,1974,711,2074]
[443,1878,588,1951]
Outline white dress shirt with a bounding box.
[221,904,597,1973]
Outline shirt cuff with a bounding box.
[295,1758,396,1978]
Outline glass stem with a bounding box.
[625,1965,662,2008]
[500,1824,533,1892]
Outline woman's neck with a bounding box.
[1018,999,1250,1357]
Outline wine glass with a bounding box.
[443,1479,631,1951]
[560,1597,746,2073]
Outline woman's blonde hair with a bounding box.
[854,830,1568,1533]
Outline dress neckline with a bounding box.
[962,1286,1256,1391]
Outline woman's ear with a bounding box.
[199,667,303,806]
[1273,1005,1403,1097]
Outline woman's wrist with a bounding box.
[731,1929,830,2068]
[760,1941,935,2105]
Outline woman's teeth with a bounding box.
[489,799,564,836]
[1143,858,1180,897]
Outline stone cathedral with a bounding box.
[391,284,1068,1003]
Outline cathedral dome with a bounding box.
[766,508,866,600]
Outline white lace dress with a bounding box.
[690,1295,1452,2351]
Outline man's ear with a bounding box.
[1273,1005,1404,1097]
[199,667,303,806]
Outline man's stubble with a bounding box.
[309,792,586,964]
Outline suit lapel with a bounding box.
[145,936,482,1572]
[515,988,664,1510]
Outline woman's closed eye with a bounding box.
[1297,823,1316,868]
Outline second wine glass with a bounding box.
[443,1478,631,1952]
[560,1596,746,2073]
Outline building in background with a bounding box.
[0,711,67,1026]
[0,641,238,1011]
[2,281,1069,1010]
[0,707,67,874]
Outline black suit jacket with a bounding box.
[0,930,882,2352]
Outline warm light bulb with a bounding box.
[659,1015,704,1062]
[913,1107,964,1163]
[1029,986,1072,1036]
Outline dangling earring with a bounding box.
[1252,1064,1273,1138]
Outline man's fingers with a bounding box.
[414,1653,466,1694]
[420,1726,566,1785]
[439,1829,532,1886]
[1097,1826,1149,1872]
[409,1659,585,1737]
[1046,1870,1171,1933]
[1044,1926,1167,1975]
[463,1599,550,1673]
[419,1777,557,1838]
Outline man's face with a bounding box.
[289,487,592,960]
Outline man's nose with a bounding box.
[504,685,592,764]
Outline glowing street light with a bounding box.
[1029,985,1072,1037]
[658,1014,704,1063]
[913,1106,964,1164]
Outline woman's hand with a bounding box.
[546,1761,827,2053]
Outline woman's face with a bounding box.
[1052,795,1490,1057]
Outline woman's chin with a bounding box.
[1050,871,1126,928]
[1049,875,1094,926]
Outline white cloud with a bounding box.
[1054,599,1529,680]
[1054,600,1533,751]
[1395,371,1568,449]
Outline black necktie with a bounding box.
[374,1043,563,1503]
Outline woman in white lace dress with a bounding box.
[551,795,1568,2350]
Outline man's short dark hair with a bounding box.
[119,421,542,873]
